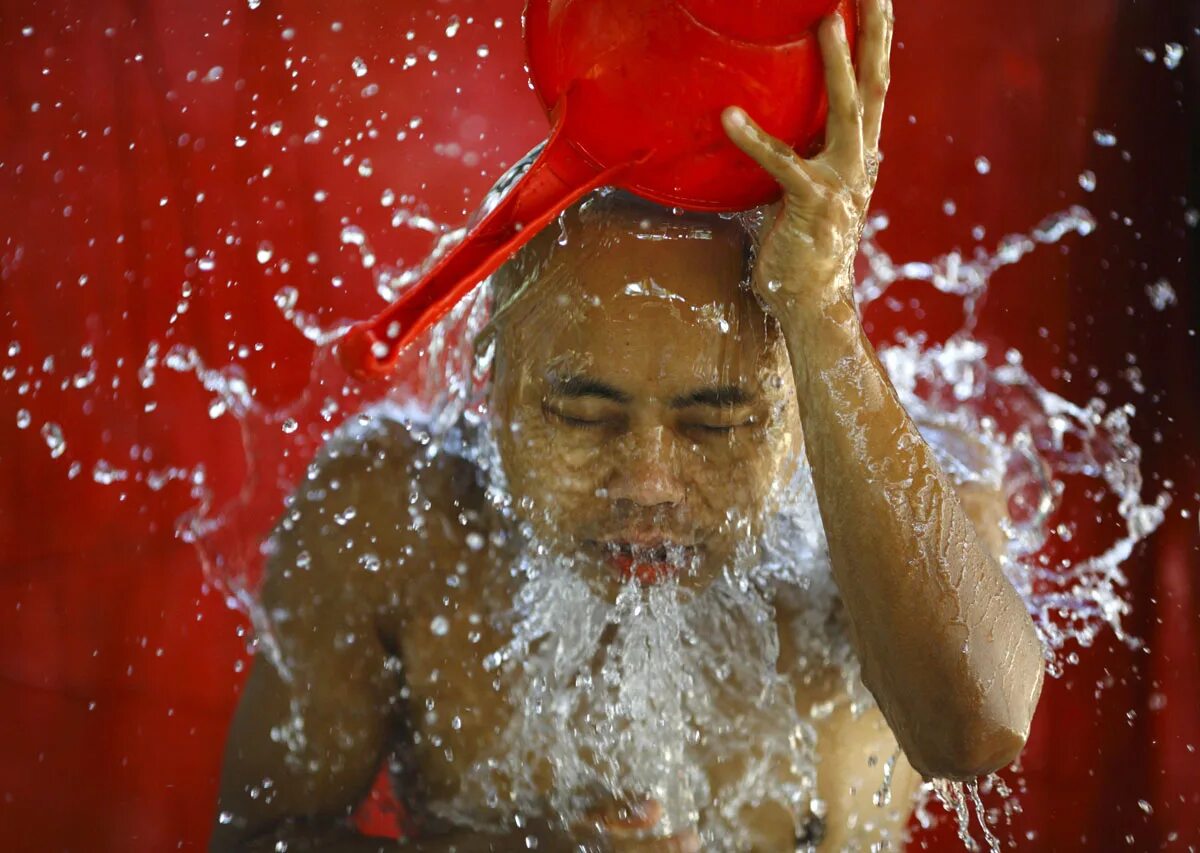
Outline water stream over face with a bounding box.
[4,142,1172,848]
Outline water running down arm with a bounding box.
[722,0,1044,781]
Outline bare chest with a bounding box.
[390,564,819,848]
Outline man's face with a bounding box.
[489,211,803,597]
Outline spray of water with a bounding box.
[3,144,1171,848]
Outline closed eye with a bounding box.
[682,416,757,435]
[543,403,615,429]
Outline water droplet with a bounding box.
[351,57,368,78]
[1077,170,1096,192]
[974,156,991,175]
[466,531,485,551]
[256,242,274,264]
[40,422,66,458]
[1092,129,1118,147]
[1163,43,1184,70]
[430,615,450,636]
[1145,279,1177,311]
[92,460,127,485]
[445,16,461,37]
[476,45,490,59]
[15,409,31,429]
[357,158,374,178]
[273,286,298,313]
[359,553,381,572]
[281,418,298,434]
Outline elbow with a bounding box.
[907,665,1044,782]
[909,721,1030,781]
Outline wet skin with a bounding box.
[213,0,1043,849]
[210,212,1017,853]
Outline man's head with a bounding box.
[484,190,804,597]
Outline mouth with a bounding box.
[586,538,702,585]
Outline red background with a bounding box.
[1,1,1198,850]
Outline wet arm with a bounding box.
[777,290,1044,780]
[720,0,1043,780]
[210,432,574,853]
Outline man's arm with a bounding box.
[721,0,1043,781]
[778,292,1044,781]
[210,436,405,853]
[809,471,1017,853]
[210,424,587,853]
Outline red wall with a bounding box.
[0,1,1197,850]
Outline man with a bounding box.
[211,2,1044,850]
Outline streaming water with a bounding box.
[3,149,1173,850]
[234,158,1160,846]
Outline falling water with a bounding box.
[2,146,1174,853]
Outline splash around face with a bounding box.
[485,196,805,598]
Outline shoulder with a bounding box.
[261,401,486,632]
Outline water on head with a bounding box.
[435,191,859,845]
[178,164,1165,851]
[483,191,806,598]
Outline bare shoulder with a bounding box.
[212,404,490,850]
[262,402,487,628]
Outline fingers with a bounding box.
[817,12,865,169]
[721,106,810,194]
[856,0,894,152]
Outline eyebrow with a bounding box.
[668,385,755,409]
[546,374,754,409]
[546,374,632,404]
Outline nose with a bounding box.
[605,425,685,509]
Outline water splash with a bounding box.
[1,144,1171,849]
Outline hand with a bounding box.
[574,798,702,853]
[720,0,894,316]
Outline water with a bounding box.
[214,173,1167,848]
[1,27,1181,849]
[1,142,1171,846]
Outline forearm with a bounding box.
[778,286,1044,780]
